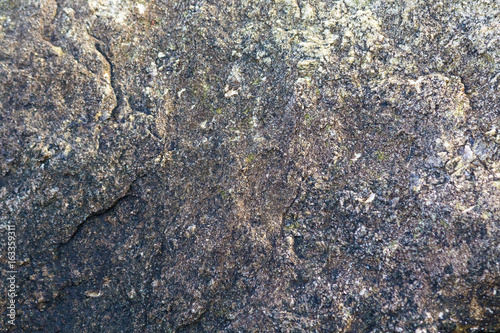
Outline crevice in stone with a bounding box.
[57,192,129,250]
[56,175,142,250]
[282,181,303,228]
[457,74,472,101]
[88,29,122,120]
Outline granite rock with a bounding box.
[0,0,499,332]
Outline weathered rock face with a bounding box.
[1,0,499,331]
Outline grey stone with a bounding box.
[0,0,499,332]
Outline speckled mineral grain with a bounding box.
[0,0,499,332]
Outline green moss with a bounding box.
[439,220,450,228]
[375,150,388,161]
[482,52,495,67]
[245,153,255,163]
[284,220,300,232]
[304,113,313,125]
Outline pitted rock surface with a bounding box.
[0,0,499,332]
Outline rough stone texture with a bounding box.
[0,0,499,332]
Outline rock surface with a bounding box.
[0,0,499,332]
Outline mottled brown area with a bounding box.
[0,0,499,332]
